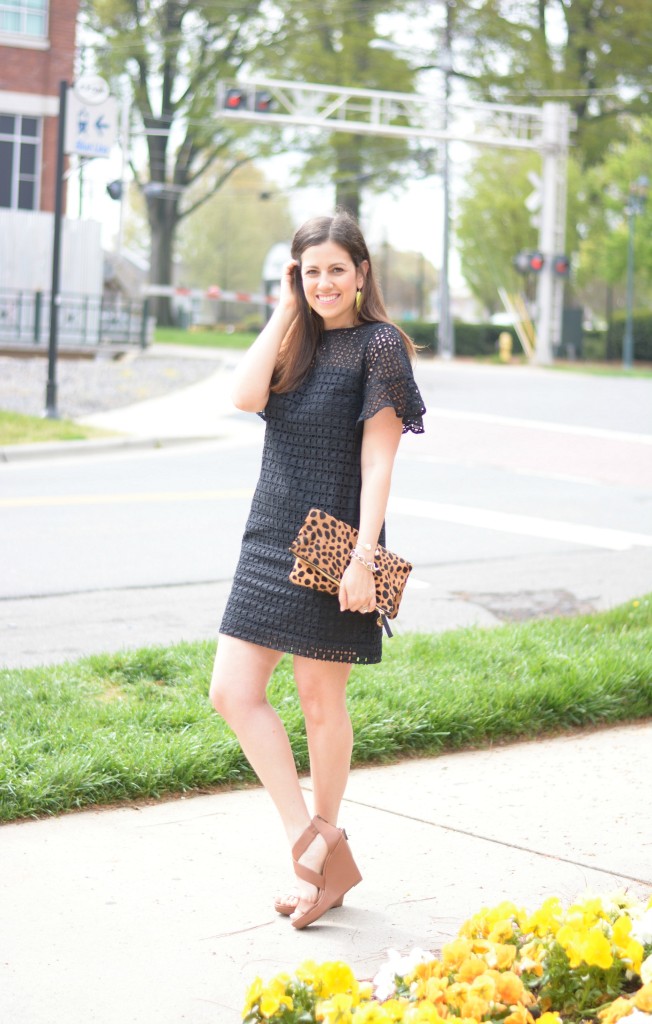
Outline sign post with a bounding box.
[44,80,67,418]
[44,76,117,418]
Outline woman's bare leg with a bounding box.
[209,635,310,844]
[288,657,354,921]
[294,655,353,826]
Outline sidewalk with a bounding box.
[1,345,255,462]
[2,722,650,1024]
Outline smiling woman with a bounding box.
[209,209,426,930]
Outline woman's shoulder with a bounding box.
[359,319,405,347]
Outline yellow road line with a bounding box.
[0,488,254,508]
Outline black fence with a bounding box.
[0,290,149,348]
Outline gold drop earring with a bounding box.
[355,289,362,312]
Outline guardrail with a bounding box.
[0,290,149,348]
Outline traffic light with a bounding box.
[553,254,570,277]
[513,250,544,275]
[225,88,248,110]
[254,91,273,112]
[222,86,274,113]
[106,179,122,200]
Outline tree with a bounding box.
[254,0,427,219]
[455,148,585,313]
[451,0,652,166]
[82,0,275,322]
[177,163,295,292]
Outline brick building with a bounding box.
[0,0,78,213]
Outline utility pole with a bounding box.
[437,1,455,358]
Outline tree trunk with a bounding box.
[334,135,364,219]
[148,194,179,327]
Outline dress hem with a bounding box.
[218,626,382,665]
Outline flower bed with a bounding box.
[243,893,652,1023]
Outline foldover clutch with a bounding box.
[288,508,412,636]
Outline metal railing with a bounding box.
[0,290,149,348]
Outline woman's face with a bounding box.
[299,241,367,329]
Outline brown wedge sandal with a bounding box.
[290,815,362,930]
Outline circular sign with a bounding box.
[74,75,110,105]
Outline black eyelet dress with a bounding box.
[219,321,426,664]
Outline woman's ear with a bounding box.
[357,259,370,289]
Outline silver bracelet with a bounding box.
[350,547,379,573]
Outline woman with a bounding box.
[210,211,425,929]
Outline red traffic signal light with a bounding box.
[254,91,273,112]
[225,88,247,110]
[553,254,570,276]
[513,250,545,274]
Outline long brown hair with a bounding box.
[271,210,416,394]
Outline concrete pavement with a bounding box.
[2,723,651,1024]
[1,350,651,1023]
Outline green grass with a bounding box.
[154,326,256,349]
[547,361,652,378]
[0,409,112,446]
[1,595,650,823]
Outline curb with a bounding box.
[0,434,223,463]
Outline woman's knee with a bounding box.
[209,636,280,720]
[296,673,349,729]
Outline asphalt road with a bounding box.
[2,361,651,666]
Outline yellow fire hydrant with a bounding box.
[498,331,513,363]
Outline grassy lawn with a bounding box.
[154,326,256,349]
[547,361,652,378]
[0,409,113,446]
[1,595,650,823]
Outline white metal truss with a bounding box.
[218,78,549,150]
[216,78,575,363]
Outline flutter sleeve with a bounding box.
[358,323,426,434]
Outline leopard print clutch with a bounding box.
[288,508,412,634]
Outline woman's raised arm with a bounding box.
[231,260,299,413]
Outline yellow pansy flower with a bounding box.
[518,939,546,978]
[612,915,644,972]
[597,996,635,1023]
[634,983,652,1012]
[243,975,263,1014]
[381,998,412,1021]
[259,976,293,1018]
[315,961,358,998]
[315,991,354,1022]
[525,897,563,937]
[538,1013,563,1024]
[503,1005,535,1024]
[296,959,320,985]
[353,1002,395,1023]
[456,957,487,984]
[490,969,529,1007]
[441,938,474,971]
[583,928,614,970]
[403,1002,445,1023]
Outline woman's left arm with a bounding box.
[339,407,404,613]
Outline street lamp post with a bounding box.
[437,1,454,359]
[623,175,649,370]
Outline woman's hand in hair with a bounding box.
[277,259,301,317]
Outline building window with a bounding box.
[0,0,47,37]
[0,114,41,210]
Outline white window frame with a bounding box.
[0,112,42,211]
[0,0,49,41]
